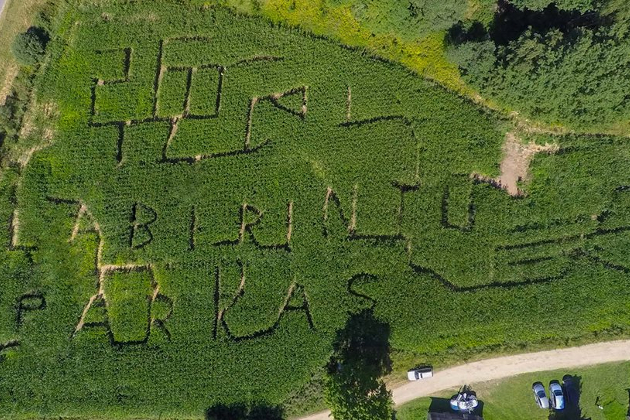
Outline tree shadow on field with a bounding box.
[427,393,484,417]
[205,402,284,420]
[447,0,609,46]
[325,308,394,420]
[328,308,392,377]
[428,397,452,413]
[548,375,589,420]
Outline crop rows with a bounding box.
[2,1,630,418]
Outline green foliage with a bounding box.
[5,1,630,419]
[0,69,36,151]
[0,4,504,417]
[331,0,466,40]
[324,310,393,420]
[103,270,153,343]
[509,0,596,11]
[324,378,392,420]
[189,67,221,115]
[283,373,327,418]
[157,69,190,117]
[11,27,48,66]
[446,0,630,131]
[603,0,630,26]
[449,23,630,130]
[0,97,20,137]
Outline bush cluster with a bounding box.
[11,27,49,67]
[448,0,630,131]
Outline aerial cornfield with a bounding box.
[3,0,630,418]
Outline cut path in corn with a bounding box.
[297,339,630,420]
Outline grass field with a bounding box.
[3,0,630,418]
[396,361,630,420]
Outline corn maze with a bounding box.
[3,1,630,417]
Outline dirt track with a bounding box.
[297,339,630,420]
[0,0,7,22]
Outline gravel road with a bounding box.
[0,0,7,21]
[298,339,630,420]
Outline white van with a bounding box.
[407,366,433,381]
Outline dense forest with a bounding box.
[448,0,630,131]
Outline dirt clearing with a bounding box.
[475,132,558,196]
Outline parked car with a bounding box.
[407,366,433,381]
[562,375,579,406]
[549,381,565,410]
[532,382,549,409]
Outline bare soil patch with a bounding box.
[475,132,558,196]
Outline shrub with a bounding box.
[11,27,49,66]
